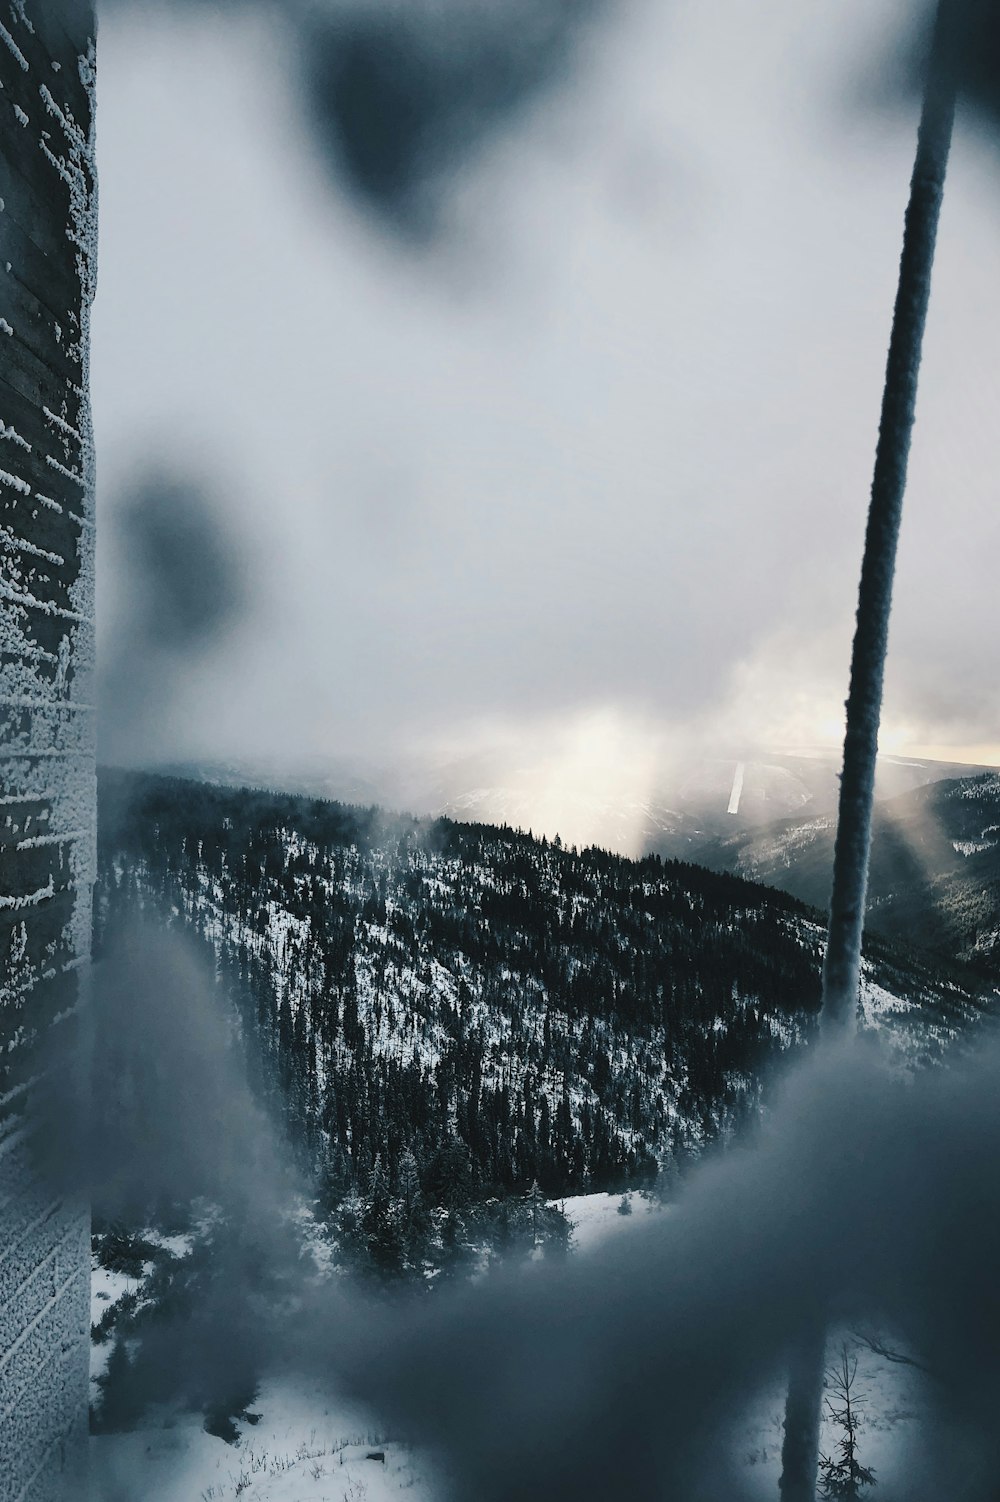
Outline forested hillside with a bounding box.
[96,770,985,1206]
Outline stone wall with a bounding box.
[0,2,97,1497]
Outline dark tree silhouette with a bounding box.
[778,4,957,1498]
[817,1346,877,1500]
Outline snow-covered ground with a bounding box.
[91,1377,431,1502]
[89,1195,927,1501]
[90,1347,925,1502]
[560,1187,669,1253]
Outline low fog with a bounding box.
[49,926,1000,1500]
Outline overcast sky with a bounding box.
[92,0,1000,797]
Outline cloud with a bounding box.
[91,0,1000,792]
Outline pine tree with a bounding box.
[363,1154,406,1277]
[526,1179,546,1246]
[817,1347,877,1500]
[398,1147,421,1214]
[94,1336,144,1433]
[398,1147,431,1269]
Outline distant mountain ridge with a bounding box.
[148,748,992,861]
[693,772,1000,975]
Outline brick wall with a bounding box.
[0,2,97,1497]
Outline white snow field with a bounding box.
[557,1187,669,1252]
[88,1195,928,1500]
[90,1376,431,1502]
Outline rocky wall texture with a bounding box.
[0,2,96,1497]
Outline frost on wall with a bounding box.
[0,1,97,1497]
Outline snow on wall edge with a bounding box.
[0,2,97,1497]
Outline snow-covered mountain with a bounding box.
[97,769,990,1209]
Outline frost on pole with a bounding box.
[0,1,97,1497]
